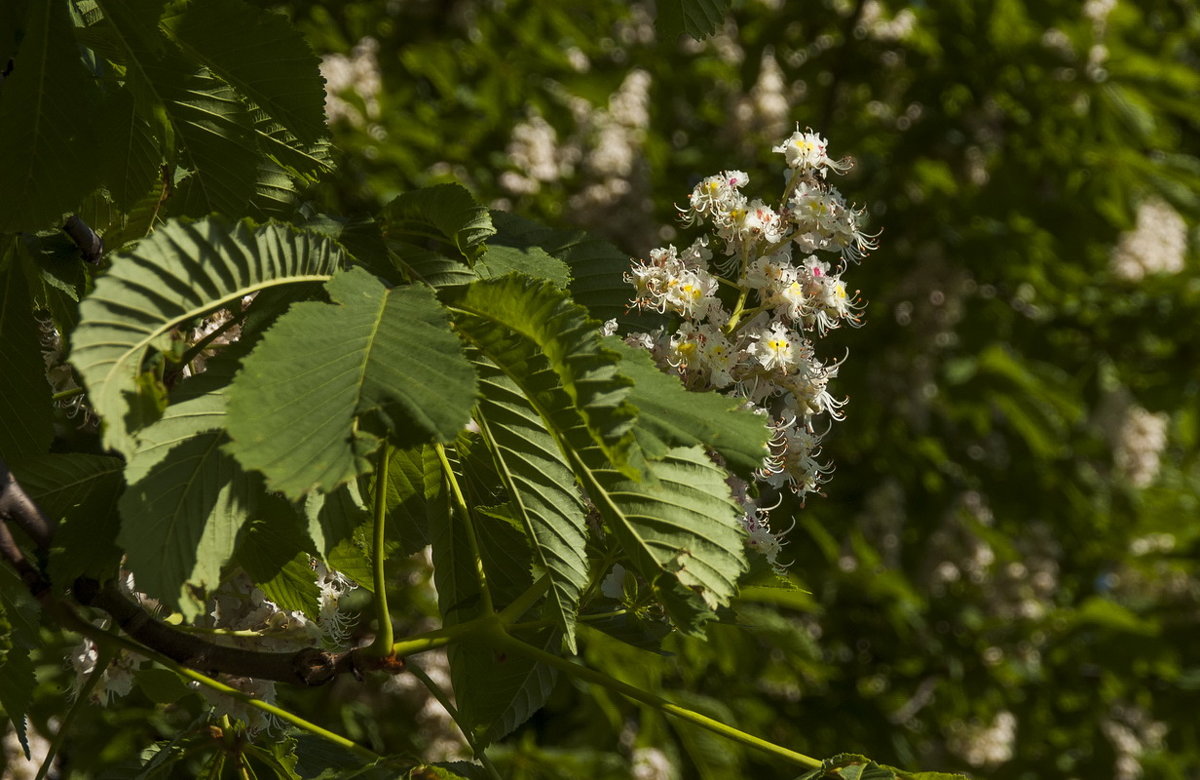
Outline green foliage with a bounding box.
[70,217,344,455]
[225,266,477,498]
[3,0,1199,778]
[0,250,54,459]
[0,1,102,232]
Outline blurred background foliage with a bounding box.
[8,0,1200,777]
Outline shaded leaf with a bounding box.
[164,0,327,144]
[97,87,162,212]
[489,211,643,327]
[0,251,54,459]
[69,217,344,456]
[8,453,124,585]
[0,0,102,231]
[476,244,570,288]
[381,184,495,264]
[655,0,731,40]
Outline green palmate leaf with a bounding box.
[381,184,496,264]
[119,423,269,616]
[448,275,637,474]
[606,338,770,480]
[475,244,571,288]
[428,466,559,746]
[90,0,259,216]
[0,0,102,232]
[0,251,54,459]
[249,158,303,220]
[0,643,35,758]
[475,363,589,650]
[489,211,642,327]
[114,323,273,613]
[225,266,476,499]
[583,446,748,634]
[655,0,731,40]
[166,70,260,217]
[236,511,320,620]
[69,217,343,456]
[97,87,162,212]
[245,112,332,220]
[388,241,478,289]
[0,565,40,759]
[253,109,332,183]
[472,504,536,605]
[371,444,440,557]
[8,453,124,585]
[451,625,560,746]
[305,481,370,562]
[163,0,327,144]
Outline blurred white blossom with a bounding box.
[1112,404,1169,488]
[1102,704,1168,780]
[948,710,1017,768]
[321,37,382,128]
[1110,197,1187,281]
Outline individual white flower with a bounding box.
[685,171,750,224]
[774,127,852,176]
[740,502,793,574]
[746,321,807,374]
[742,250,795,291]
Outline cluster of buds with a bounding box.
[621,127,877,572]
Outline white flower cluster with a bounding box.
[1112,403,1169,488]
[194,562,356,731]
[621,128,877,572]
[68,626,146,705]
[1102,703,1168,780]
[947,710,1017,768]
[206,562,357,653]
[1110,197,1188,282]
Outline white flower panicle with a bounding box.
[1110,196,1187,281]
[622,127,877,573]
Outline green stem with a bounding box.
[495,574,549,624]
[507,608,627,633]
[37,640,115,780]
[389,618,479,657]
[387,576,550,657]
[59,608,378,763]
[51,386,85,402]
[723,286,752,334]
[434,443,494,614]
[367,445,394,657]
[407,661,503,780]
[497,632,821,769]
